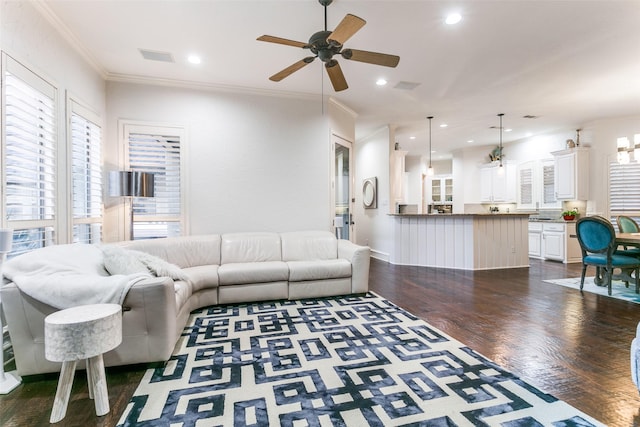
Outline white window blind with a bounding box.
[610,161,640,228]
[3,60,57,255]
[519,168,533,205]
[542,164,556,205]
[127,128,182,239]
[70,102,102,243]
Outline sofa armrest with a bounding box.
[1,275,179,375]
[338,240,370,293]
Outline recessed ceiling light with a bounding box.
[445,13,462,25]
[440,123,448,128]
[188,55,201,64]
[409,136,416,140]
[376,78,388,86]
[505,128,513,132]
[467,140,474,143]
[525,133,533,137]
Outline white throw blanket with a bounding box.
[2,244,150,310]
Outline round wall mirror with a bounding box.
[363,177,377,209]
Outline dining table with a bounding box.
[592,232,640,286]
[616,232,640,247]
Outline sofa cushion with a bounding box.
[181,265,219,292]
[218,261,288,286]
[220,232,282,264]
[119,235,221,268]
[287,259,351,282]
[281,231,338,261]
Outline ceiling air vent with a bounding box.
[394,81,421,90]
[139,49,175,63]
[523,115,539,119]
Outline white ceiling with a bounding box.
[37,0,640,159]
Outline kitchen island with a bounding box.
[390,213,530,270]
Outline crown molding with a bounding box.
[328,97,358,118]
[30,0,108,79]
[106,72,323,102]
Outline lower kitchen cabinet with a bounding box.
[528,221,581,263]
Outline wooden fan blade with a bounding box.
[257,35,308,48]
[325,60,348,92]
[327,14,366,46]
[343,49,400,67]
[269,57,315,82]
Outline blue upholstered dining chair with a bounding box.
[575,215,640,295]
[617,215,640,256]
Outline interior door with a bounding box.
[333,136,353,241]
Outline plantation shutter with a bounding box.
[609,161,640,228]
[542,163,556,205]
[70,101,102,243]
[3,58,57,255]
[126,127,182,239]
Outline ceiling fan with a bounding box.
[257,0,400,92]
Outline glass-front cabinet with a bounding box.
[430,176,453,203]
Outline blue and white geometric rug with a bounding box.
[544,276,640,304]
[117,293,603,426]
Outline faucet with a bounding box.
[490,206,499,213]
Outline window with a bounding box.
[124,124,183,240]
[70,100,102,243]
[2,56,57,256]
[609,161,640,229]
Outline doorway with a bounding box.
[333,136,353,241]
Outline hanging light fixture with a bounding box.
[497,113,505,174]
[426,116,434,176]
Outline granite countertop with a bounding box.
[389,213,532,217]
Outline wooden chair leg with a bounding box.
[580,265,588,290]
[50,360,77,423]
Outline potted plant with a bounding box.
[562,208,579,221]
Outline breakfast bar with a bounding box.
[390,213,530,270]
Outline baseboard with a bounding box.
[370,249,389,263]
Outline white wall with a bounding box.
[1,0,106,243]
[104,82,334,240]
[354,126,395,260]
[1,1,105,112]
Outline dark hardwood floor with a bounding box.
[1,258,639,426]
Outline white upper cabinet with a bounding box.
[517,159,561,209]
[480,162,516,203]
[552,147,590,200]
[429,176,453,204]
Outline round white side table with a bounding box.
[44,304,122,423]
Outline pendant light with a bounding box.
[426,116,434,176]
[497,113,505,174]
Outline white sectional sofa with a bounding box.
[1,230,370,376]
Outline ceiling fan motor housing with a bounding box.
[309,30,341,62]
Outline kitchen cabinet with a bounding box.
[540,159,561,208]
[542,223,565,261]
[552,147,589,200]
[430,176,453,203]
[480,162,516,203]
[528,222,542,258]
[517,159,561,210]
[533,221,581,263]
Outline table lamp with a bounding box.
[0,228,21,393]
[109,171,155,240]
